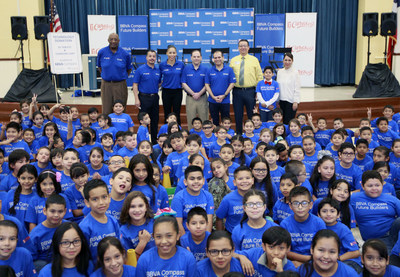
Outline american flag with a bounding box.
[388,0,399,68]
[50,2,62,32]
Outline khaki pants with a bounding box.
[101,80,128,114]
[185,93,209,130]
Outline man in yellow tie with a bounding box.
[230,39,263,134]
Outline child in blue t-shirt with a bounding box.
[325,129,345,162]
[335,142,363,192]
[108,100,135,133]
[242,120,259,146]
[280,186,325,267]
[286,119,302,147]
[65,163,89,223]
[190,117,205,136]
[219,144,240,179]
[369,105,399,133]
[96,114,117,143]
[136,216,197,277]
[0,149,29,192]
[47,104,74,143]
[117,131,138,162]
[216,166,254,233]
[232,189,278,251]
[179,207,210,262]
[171,165,214,235]
[120,191,155,255]
[264,145,285,188]
[100,133,115,162]
[390,139,400,169]
[28,194,67,272]
[31,110,45,140]
[0,220,36,277]
[309,155,336,200]
[60,148,80,192]
[157,112,178,136]
[256,66,279,122]
[200,120,217,156]
[317,198,362,273]
[87,147,109,179]
[137,111,151,145]
[162,132,188,185]
[353,138,373,171]
[371,161,396,197]
[208,126,228,159]
[31,147,53,175]
[221,117,235,140]
[351,170,400,253]
[374,117,400,149]
[0,122,31,158]
[79,179,121,263]
[273,173,297,224]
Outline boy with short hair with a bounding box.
[88,107,100,130]
[0,122,31,158]
[350,170,400,252]
[137,112,150,145]
[333,117,354,141]
[244,137,257,160]
[359,126,380,158]
[113,131,126,153]
[79,179,121,262]
[190,117,204,136]
[208,126,228,158]
[171,166,214,235]
[309,116,332,149]
[117,131,138,161]
[280,186,325,266]
[153,133,168,158]
[200,120,216,156]
[163,132,188,184]
[47,104,75,142]
[238,226,296,274]
[335,142,363,192]
[326,129,345,161]
[273,173,297,223]
[179,206,211,262]
[60,148,80,192]
[264,145,285,188]
[158,112,179,136]
[353,139,372,171]
[265,108,288,133]
[374,117,400,149]
[221,117,235,139]
[256,66,280,123]
[285,160,313,196]
[28,194,67,271]
[369,105,399,133]
[0,149,29,191]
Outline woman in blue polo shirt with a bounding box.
[160,45,185,125]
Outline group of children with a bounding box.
[1,94,400,276]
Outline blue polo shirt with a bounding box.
[160,60,185,89]
[97,46,132,81]
[181,63,207,92]
[133,64,161,94]
[205,65,236,104]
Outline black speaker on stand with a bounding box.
[11,16,28,69]
[381,13,397,65]
[34,16,50,69]
[362,13,379,64]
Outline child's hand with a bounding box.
[272,257,284,272]
[11,109,18,113]
[162,166,171,174]
[138,230,151,243]
[92,173,101,179]
[367,107,372,118]
[307,113,313,123]
[67,111,73,122]
[268,105,274,110]
[237,254,255,276]
[1,123,6,132]
[32,94,38,104]
[77,185,85,196]
[2,138,13,146]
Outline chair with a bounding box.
[182,48,202,64]
[269,47,292,73]
[131,49,148,70]
[249,47,262,63]
[157,48,167,64]
[210,48,230,64]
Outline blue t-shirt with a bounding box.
[391,230,400,256]
[117,146,138,161]
[97,126,117,142]
[181,63,207,93]
[32,125,44,140]
[232,220,278,250]
[3,190,36,228]
[201,133,217,156]
[0,174,18,191]
[165,151,189,183]
[131,184,160,213]
[79,213,121,263]
[280,214,326,255]
[28,221,62,261]
[52,117,74,143]
[215,190,244,233]
[350,192,400,240]
[196,257,243,276]
[315,129,333,148]
[298,260,357,276]
[312,197,356,229]
[205,65,236,104]
[179,231,210,262]
[286,133,303,146]
[374,129,400,149]
[353,155,373,172]
[136,125,150,145]
[87,163,110,179]
[0,140,31,157]
[0,247,36,277]
[171,189,214,231]
[303,151,319,168]
[64,185,85,223]
[39,262,94,277]
[90,264,136,277]
[60,173,75,192]
[121,219,155,253]
[108,113,134,133]
[335,162,362,191]
[136,246,197,277]
[389,152,400,169]
[160,60,185,89]
[273,198,293,224]
[133,64,161,94]
[97,46,132,81]
[270,166,286,189]
[208,141,224,159]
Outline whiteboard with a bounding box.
[48,32,83,74]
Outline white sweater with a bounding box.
[276,67,301,104]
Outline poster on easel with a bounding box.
[48,32,83,74]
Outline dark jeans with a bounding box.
[162,88,183,125]
[260,110,273,122]
[379,217,400,254]
[209,102,230,126]
[280,100,297,125]
[139,93,159,144]
[233,87,256,134]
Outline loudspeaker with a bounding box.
[363,13,379,36]
[381,13,397,36]
[34,16,50,40]
[11,16,27,40]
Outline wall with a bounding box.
[1,0,45,70]
[355,0,393,84]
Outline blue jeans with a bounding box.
[260,110,273,122]
[209,102,230,126]
[233,87,256,134]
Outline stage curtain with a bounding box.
[45,0,358,86]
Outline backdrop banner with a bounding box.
[118,15,149,86]
[149,8,254,65]
[254,14,285,69]
[285,13,317,87]
[87,15,116,55]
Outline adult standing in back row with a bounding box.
[277,53,301,125]
[160,45,185,126]
[97,33,132,114]
[230,39,263,135]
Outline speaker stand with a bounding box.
[367,36,371,64]
[42,40,48,69]
[383,36,388,65]
[20,40,25,69]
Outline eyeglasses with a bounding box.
[108,160,124,165]
[296,172,307,177]
[245,202,264,208]
[208,249,232,256]
[59,239,81,248]
[341,152,355,156]
[253,168,267,173]
[290,201,310,208]
[203,126,212,129]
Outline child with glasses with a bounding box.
[335,142,363,192]
[280,186,325,267]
